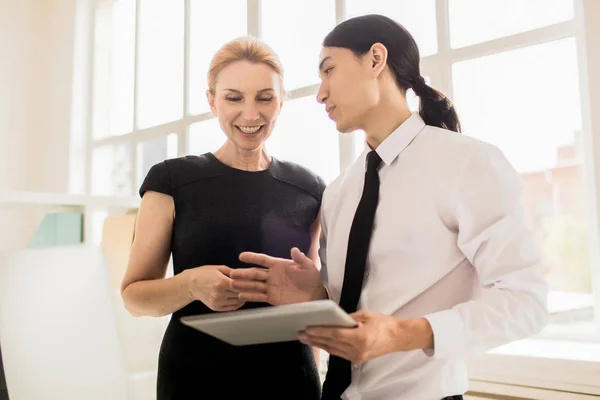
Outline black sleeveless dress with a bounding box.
[139,153,326,400]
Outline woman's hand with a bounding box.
[186,265,245,312]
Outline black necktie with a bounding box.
[322,150,382,400]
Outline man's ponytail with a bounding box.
[412,77,461,133]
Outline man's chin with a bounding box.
[335,121,354,134]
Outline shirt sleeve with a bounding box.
[423,144,549,359]
[139,161,173,198]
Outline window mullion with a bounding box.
[574,0,600,332]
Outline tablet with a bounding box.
[180,299,358,346]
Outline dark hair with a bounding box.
[323,14,461,133]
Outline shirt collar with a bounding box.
[360,112,426,168]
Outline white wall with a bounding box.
[25,0,82,193]
[0,0,86,194]
[0,0,38,253]
[0,0,88,252]
[0,0,31,192]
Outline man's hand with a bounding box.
[230,247,327,305]
[298,311,434,364]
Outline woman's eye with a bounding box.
[258,97,273,103]
[225,97,242,102]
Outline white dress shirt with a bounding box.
[319,113,549,400]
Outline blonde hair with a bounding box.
[207,36,284,95]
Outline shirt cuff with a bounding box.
[423,309,466,359]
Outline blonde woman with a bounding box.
[120,37,325,400]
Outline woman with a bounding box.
[231,15,548,400]
[120,37,325,400]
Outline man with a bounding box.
[230,14,548,400]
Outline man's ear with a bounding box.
[368,42,388,77]
[206,90,217,116]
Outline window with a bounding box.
[188,118,226,156]
[260,0,336,91]
[92,0,136,138]
[452,39,581,172]
[109,0,136,135]
[188,0,247,115]
[449,0,574,48]
[345,0,438,57]
[136,134,178,188]
[91,143,132,196]
[136,0,185,128]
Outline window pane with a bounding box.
[111,0,135,134]
[188,0,247,115]
[188,118,227,155]
[136,134,178,188]
[91,144,133,196]
[449,0,574,48]
[266,96,340,184]
[345,0,437,57]
[92,1,135,138]
[452,38,592,335]
[92,4,111,138]
[137,0,184,129]
[261,0,336,91]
